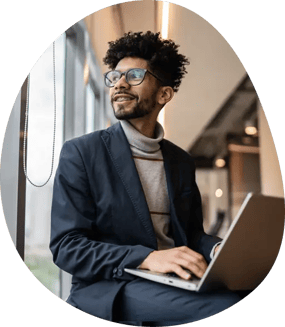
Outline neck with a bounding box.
[128,118,156,138]
[128,109,160,138]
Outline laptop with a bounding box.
[125,193,284,292]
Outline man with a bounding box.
[50,31,240,325]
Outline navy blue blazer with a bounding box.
[50,122,221,320]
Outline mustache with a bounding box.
[111,91,136,101]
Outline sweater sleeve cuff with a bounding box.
[210,242,222,260]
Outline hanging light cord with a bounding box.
[23,41,57,187]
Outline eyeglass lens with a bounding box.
[105,69,146,87]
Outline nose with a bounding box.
[114,73,130,90]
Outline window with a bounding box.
[3,19,110,301]
[85,83,96,133]
[24,33,66,296]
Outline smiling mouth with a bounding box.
[115,97,134,102]
[113,94,136,103]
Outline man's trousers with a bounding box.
[114,278,241,326]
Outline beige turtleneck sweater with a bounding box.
[120,120,175,250]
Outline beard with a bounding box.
[111,93,157,121]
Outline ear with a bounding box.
[157,86,174,106]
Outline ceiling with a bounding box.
[189,75,259,167]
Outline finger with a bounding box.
[176,258,206,279]
[178,251,208,272]
[172,265,192,280]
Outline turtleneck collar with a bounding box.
[120,119,164,153]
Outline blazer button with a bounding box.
[113,268,118,274]
[117,269,123,277]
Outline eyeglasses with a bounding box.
[104,68,162,88]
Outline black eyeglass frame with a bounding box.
[103,68,163,88]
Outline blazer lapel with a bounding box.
[160,140,188,247]
[101,123,158,249]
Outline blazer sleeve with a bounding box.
[50,140,154,282]
[187,171,222,263]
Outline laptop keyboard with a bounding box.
[144,270,200,281]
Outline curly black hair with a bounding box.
[103,31,190,92]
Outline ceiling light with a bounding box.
[215,189,223,198]
[162,2,170,39]
[245,126,257,135]
[215,158,226,168]
[245,120,257,136]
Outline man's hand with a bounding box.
[139,246,208,280]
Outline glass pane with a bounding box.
[24,33,66,297]
[95,97,102,130]
[86,83,95,133]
